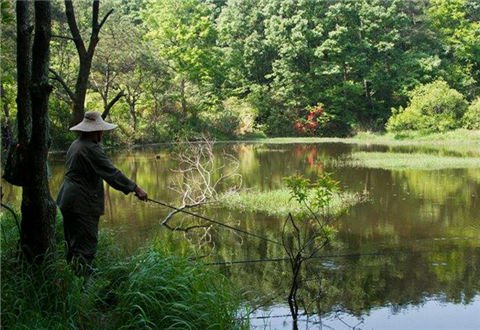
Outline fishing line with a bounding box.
[147,197,283,246]
[146,198,469,266]
[205,249,444,266]
[147,193,474,325]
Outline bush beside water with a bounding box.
[1,211,243,329]
[387,80,468,133]
[462,98,480,130]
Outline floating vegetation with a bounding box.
[220,189,366,217]
[343,152,480,170]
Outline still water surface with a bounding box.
[3,142,480,329]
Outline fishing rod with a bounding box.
[147,197,283,246]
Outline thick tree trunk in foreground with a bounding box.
[16,1,32,146]
[16,0,57,261]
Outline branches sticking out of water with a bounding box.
[161,137,242,246]
[282,174,342,329]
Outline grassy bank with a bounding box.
[350,129,480,146]
[220,189,366,217]
[338,152,480,170]
[234,129,480,171]
[1,210,244,329]
[240,129,480,153]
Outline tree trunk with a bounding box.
[64,0,113,125]
[16,1,32,146]
[128,100,137,132]
[364,78,374,124]
[18,0,57,261]
[72,57,93,124]
[180,78,187,119]
[101,90,125,119]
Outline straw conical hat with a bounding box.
[70,111,117,132]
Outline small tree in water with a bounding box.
[282,173,340,328]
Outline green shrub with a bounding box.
[245,84,296,136]
[222,97,258,136]
[200,110,241,139]
[196,97,258,139]
[462,98,480,129]
[263,107,297,136]
[386,80,468,133]
[49,99,77,150]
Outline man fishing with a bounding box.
[57,111,147,275]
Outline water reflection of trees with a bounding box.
[214,243,480,317]
[182,208,480,318]
[335,167,480,246]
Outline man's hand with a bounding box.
[134,186,148,201]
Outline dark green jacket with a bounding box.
[56,136,136,216]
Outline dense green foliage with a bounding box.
[386,80,468,132]
[0,211,242,329]
[462,97,480,129]
[1,0,480,148]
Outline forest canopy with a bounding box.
[1,0,479,148]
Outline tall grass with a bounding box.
[1,209,243,329]
[111,252,239,329]
[1,209,83,329]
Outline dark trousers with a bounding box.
[61,210,100,276]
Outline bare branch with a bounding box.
[98,8,114,31]
[161,137,242,243]
[92,0,99,31]
[52,34,75,41]
[64,0,86,57]
[101,90,125,119]
[49,68,75,102]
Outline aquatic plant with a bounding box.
[220,189,365,217]
[346,152,480,170]
[281,173,342,328]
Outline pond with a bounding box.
[3,142,480,329]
